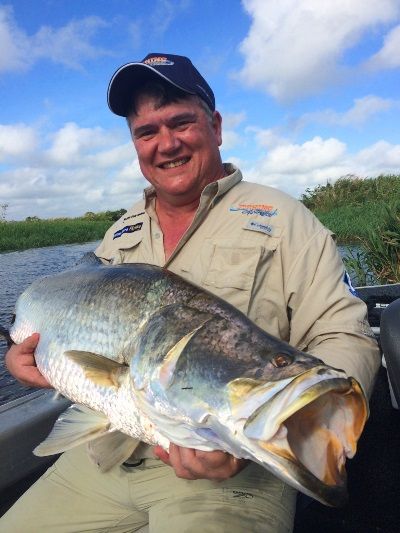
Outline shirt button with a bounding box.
[154,233,160,239]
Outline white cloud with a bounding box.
[1,121,145,220]
[249,127,289,150]
[237,0,400,100]
[221,130,241,151]
[0,124,38,160]
[261,137,347,174]
[366,24,400,70]
[87,143,135,169]
[221,112,247,150]
[297,96,397,128]
[240,131,400,199]
[2,117,400,220]
[149,0,191,36]
[0,6,30,72]
[0,5,108,74]
[355,141,400,171]
[46,122,111,165]
[128,21,142,50]
[31,17,110,70]
[222,112,247,129]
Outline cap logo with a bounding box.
[144,56,174,66]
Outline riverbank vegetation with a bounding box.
[301,174,400,284]
[0,210,126,253]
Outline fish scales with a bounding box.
[4,254,369,507]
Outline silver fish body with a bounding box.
[9,255,368,506]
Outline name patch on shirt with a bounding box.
[113,223,143,240]
[230,203,277,217]
[123,212,145,221]
[245,220,276,236]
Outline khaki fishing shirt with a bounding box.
[96,163,380,397]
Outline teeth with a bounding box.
[162,158,188,169]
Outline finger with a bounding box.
[195,449,230,469]
[169,445,221,478]
[168,444,197,480]
[193,450,248,480]
[153,445,171,464]
[19,333,40,354]
[5,334,52,388]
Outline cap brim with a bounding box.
[107,63,195,117]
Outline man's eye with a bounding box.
[175,121,191,130]
[137,131,155,140]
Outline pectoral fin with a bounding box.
[65,350,126,388]
[87,432,142,472]
[34,404,110,457]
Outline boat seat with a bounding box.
[380,298,400,408]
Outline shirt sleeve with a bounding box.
[286,228,380,398]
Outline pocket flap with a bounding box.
[204,245,264,290]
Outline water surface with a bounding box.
[0,241,99,404]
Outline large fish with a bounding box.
[2,253,368,507]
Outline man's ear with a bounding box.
[212,111,223,147]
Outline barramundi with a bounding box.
[2,253,368,507]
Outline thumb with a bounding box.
[20,333,40,353]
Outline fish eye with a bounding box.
[271,353,293,368]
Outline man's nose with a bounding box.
[158,128,180,152]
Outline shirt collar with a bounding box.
[143,162,242,211]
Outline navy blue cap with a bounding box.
[107,53,215,117]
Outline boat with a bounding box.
[1,284,400,531]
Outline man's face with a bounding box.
[129,95,223,206]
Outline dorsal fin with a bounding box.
[73,252,104,269]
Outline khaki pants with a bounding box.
[1,446,296,532]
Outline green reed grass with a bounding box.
[314,202,388,243]
[0,219,112,253]
[302,175,400,284]
[343,203,400,285]
[301,174,400,212]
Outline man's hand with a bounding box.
[5,333,52,388]
[154,443,248,481]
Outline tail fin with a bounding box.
[0,325,13,348]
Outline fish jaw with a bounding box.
[234,367,368,507]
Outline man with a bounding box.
[3,53,380,532]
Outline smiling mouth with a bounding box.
[160,157,190,169]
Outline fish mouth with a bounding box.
[242,367,368,506]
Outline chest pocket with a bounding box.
[119,232,145,263]
[201,243,267,315]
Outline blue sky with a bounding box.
[1,0,400,220]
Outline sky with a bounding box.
[0,0,400,221]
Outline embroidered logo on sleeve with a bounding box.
[343,271,358,296]
[113,223,143,240]
[230,203,277,217]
